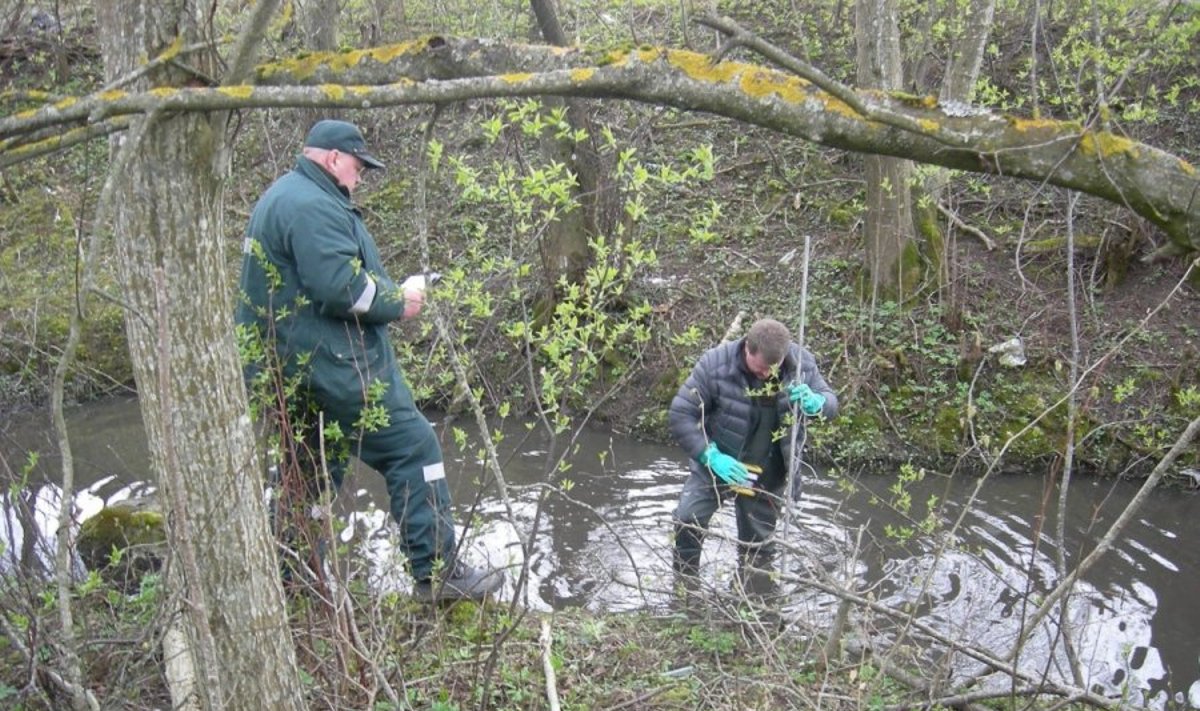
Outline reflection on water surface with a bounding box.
[2,397,1197,708]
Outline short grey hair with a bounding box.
[745,318,791,365]
[301,146,332,162]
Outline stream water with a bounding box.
[2,395,1197,708]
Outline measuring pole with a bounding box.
[780,234,811,571]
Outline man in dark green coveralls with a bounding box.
[668,318,838,588]
[236,119,502,601]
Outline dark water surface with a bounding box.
[2,396,1197,708]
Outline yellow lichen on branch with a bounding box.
[320,84,345,100]
[365,39,430,64]
[738,66,809,103]
[635,47,669,65]
[637,48,857,116]
[810,91,864,121]
[217,86,254,99]
[569,68,595,82]
[1079,131,1140,159]
[1009,117,1066,132]
[500,73,534,84]
[156,35,185,64]
[258,49,367,81]
[601,50,631,67]
[663,49,742,84]
[257,38,434,81]
[98,90,128,103]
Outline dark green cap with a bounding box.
[303,119,385,169]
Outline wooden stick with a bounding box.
[541,619,561,711]
[781,234,811,564]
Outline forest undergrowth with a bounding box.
[1,1,1198,709]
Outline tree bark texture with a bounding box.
[4,35,1198,258]
[301,0,340,125]
[95,1,305,709]
[857,0,919,299]
[939,0,995,104]
[531,0,605,286]
[924,0,997,297]
[304,0,339,51]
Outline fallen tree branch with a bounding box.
[881,682,1054,711]
[1,37,1197,255]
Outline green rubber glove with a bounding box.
[788,382,826,417]
[698,442,750,486]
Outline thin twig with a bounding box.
[101,40,220,93]
[1055,191,1085,686]
[1016,414,1200,649]
[882,684,1050,711]
[774,557,1119,710]
[602,683,678,711]
[937,201,995,250]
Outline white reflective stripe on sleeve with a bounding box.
[423,461,446,483]
[242,236,254,253]
[348,275,377,314]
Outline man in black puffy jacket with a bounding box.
[668,318,838,578]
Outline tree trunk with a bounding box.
[95,1,305,709]
[303,0,338,50]
[939,0,994,105]
[530,0,602,287]
[303,0,340,124]
[856,0,920,302]
[919,0,996,322]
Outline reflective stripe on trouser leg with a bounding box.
[356,412,456,580]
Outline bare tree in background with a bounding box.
[303,0,338,50]
[922,0,997,321]
[856,0,920,303]
[529,0,609,288]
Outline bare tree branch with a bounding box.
[223,0,283,86]
[697,13,969,146]
[1014,411,1200,653]
[1,36,1194,257]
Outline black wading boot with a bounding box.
[413,560,504,602]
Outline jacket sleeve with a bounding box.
[799,348,839,419]
[354,272,406,324]
[668,349,717,460]
[289,206,405,323]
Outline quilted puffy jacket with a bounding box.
[668,337,837,482]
